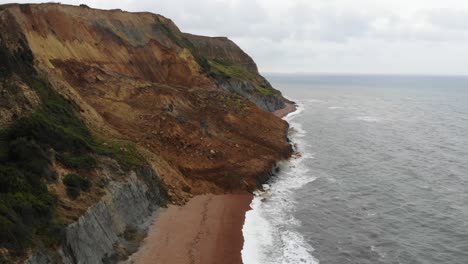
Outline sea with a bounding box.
[241,74,468,264]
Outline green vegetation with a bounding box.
[5,78,145,171]
[208,59,275,98]
[56,153,96,171]
[0,78,146,253]
[0,44,51,251]
[94,143,145,171]
[0,41,146,255]
[0,152,57,253]
[256,84,273,96]
[208,59,255,80]
[62,174,91,199]
[0,38,34,80]
[0,82,78,253]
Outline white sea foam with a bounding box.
[285,102,305,120]
[306,99,325,103]
[354,116,381,122]
[242,102,319,264]
[328,106,345,110]
[242,197,275,264]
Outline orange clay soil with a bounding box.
[51,59,292,194]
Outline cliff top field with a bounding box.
[0,3,293,262]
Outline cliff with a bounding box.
[0,3,292,263]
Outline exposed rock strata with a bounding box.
[27,166,164,264]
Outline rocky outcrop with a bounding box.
[27,164,165,264]
[219,79,289,112]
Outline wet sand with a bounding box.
[127,194,253,264]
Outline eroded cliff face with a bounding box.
[2,3,292,192]
[8,4,211,88]
[0,3,292,263]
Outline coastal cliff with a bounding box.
[0,3,292,263]
[184,34,292,112]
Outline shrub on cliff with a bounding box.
[0,135,58,253]
[9,137,51,175]
[0,164,57,254]
[63,174,91,199]
[56,153,96,171]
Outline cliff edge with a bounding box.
[0,3,292,262]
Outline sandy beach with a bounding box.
[126,194,253,264]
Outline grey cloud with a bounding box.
[427,8,468,31]
[2,0,468,74]
[315,11,372,42]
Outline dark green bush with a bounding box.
[62,174,91,199]
[44,170,58,182]
[56,153,96,171]
[0,36,34,79]
[0,189,56,253]
[10,111,92,155]
[0,165,28,193]
[0,213,31,252]
[9,138,50,174]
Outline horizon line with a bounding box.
[261,72,468,78]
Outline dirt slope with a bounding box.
[1,2,292,195]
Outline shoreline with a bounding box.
[127,103,297,264]
[273,103,297,118]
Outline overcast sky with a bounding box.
[3,0,468,75]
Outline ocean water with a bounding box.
[242,74,468,264]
